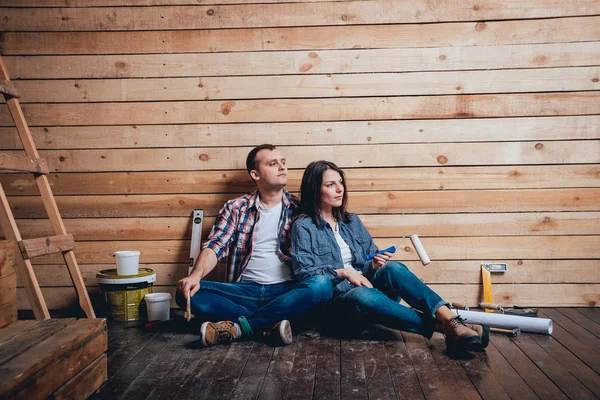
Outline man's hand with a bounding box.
[372,250,393,270]
[178,248,217,298]
[178,274,201,298]
[338,268,373,288]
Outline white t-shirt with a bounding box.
[333,224,359,273]
[240,199,292,284]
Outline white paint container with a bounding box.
[145,292,172,322]
[451,309,553,334]
[114,250,140,275]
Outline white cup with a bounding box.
[145,292,172,321]
[114,251,140,275]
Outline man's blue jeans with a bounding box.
[176,275,332,337]
[331,262,448,338]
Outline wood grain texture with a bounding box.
[0,153,48,174]
[474,337,538,400]
[51,354,107,400]
[511,332,596,400]
[2,16,599,55]
[2,165,598,195]
[490,334,568,399]
[9,236,598,265]
[8,212,600,242]
[49,317,600,400]
[3,141,596,172]
[555,308,600,338]
[18,259,600,287]
[0,303,17,330]
[3,1,600,31]
[539,310,600,373]
[0,318,76,366]
[256,338,300,400]
[6,42,599,79]
[2,92,599,126]
[0,241,16,328]
[13,66,600,102]
[7,188,598,219]
[0,273,16,307]
[0,0,597,312]
[0,0,339,6]
[18,233,74,259]
[0,318,106,398]
[458,346,512,400]
[0,240,15,278]
[2,116,597,150]
[14,330,106,400]
[530,329,600,397]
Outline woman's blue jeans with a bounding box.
[176,275,332,337]
[330,262,448,338]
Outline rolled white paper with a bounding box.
[450,309,553,334]
[410,234,431,266]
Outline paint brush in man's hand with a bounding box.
[186,290,191,322]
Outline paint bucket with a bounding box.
[144,292,172,322]
[96,268,156,321]
[113,250,140,275]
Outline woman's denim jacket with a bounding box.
[290,214,378,294]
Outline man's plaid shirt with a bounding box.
[203,189,299,283]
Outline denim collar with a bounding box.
[316,215,347,231]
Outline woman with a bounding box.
[290,160,489,352]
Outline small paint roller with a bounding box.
[410,234,431,266]
[366,234,431,266]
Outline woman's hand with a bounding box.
[372,250,393,270]
[337,268,373,288]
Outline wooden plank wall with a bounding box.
[0,0,598,310]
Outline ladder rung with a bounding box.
[0,153,49,174]
[0,80,20,99]
[18,234,75,260]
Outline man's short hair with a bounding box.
[246,144,277,176]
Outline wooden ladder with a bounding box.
[0,55,95,319]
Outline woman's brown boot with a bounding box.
[442,316,484,352]
[465,322,490,349]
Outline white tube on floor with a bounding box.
[450,309,553,334]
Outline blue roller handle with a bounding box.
[366,246,396,261]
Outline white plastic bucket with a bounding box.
[114,251,140,275]
[145,292,172,321]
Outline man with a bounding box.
[177,144,332,346]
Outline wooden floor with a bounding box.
[90,308,600,400]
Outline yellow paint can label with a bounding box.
[105,286,153,321]
[97,268,157,322]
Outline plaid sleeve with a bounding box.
[202,201,237,263]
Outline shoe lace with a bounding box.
[216,329,233,342]
[451,315,469,327]
[214,322,235,342]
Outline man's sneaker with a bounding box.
[200,321,238,347]
[262,320,293,346]
[443,316,484,352]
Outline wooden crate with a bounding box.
[0,241,16,329]
[0,318,108,399]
